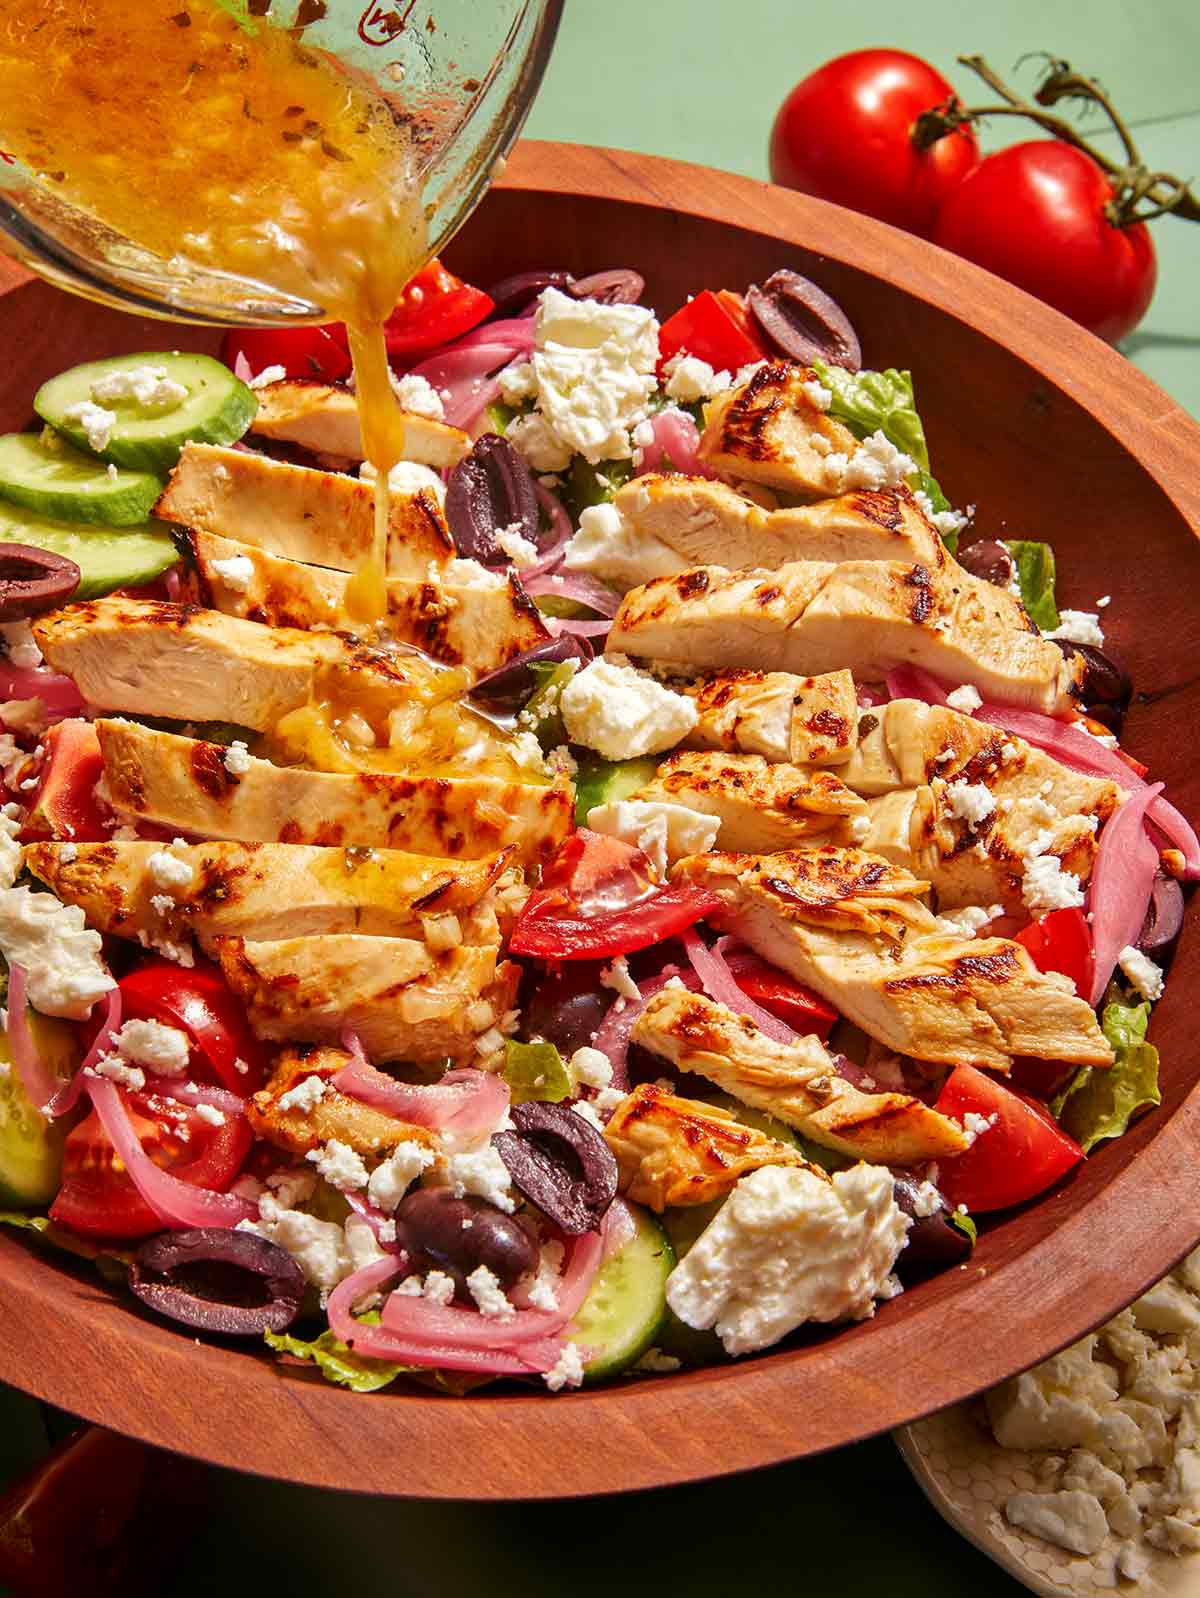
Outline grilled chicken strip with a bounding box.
[678,668,859,765]
[192,530,550,674]
[156,442,453,576]
[632,751,867,852]
[697,363,862,496]
[214,935,519,1066]
[248,1045,440,1161]
[32,599,418,732]
[672,848,1113,1072]
[602,1083,814,1209]
[608,560,1082,715]
[631,989,969,1166]
[24,840,508,954]
[249,380,470,468]
[97,720,571,866]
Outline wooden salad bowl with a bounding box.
[1,143,1199,1500]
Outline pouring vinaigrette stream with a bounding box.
[0,0,429,621]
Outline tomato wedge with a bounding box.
[219,323,351,383]
[50,1089,252,1239]
[724,958,838,1040]
[21,719,110,843]
[381,259,494,359]
[117,958,269,1094]
[1015,907,1095,998]
[537,827,658,916]
[510,885,720,962]
[935,1064,1084,1213]
[658,289,768,373]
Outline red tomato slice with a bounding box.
[727,960,839,1040]
[658,289,767,373]
[50,1088,252,1239]
[1015,907,1095,999]
[117,958,269,1094]
[382,259,494,359]
[537,827,658,917]
[21,719,111,843]
[935,1064,1083,1213]
[510,885,720,962]
[219,323,352,384]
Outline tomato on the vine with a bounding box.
[932,141,1157,342]
[769,49,979,236]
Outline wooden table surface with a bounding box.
[3,2,1197,1592]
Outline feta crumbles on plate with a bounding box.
[559,657,698,760]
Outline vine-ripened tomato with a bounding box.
[932,141,1158,343]
[769,50,979,236]
[935,1064,1084,1213]
[117,958,269,1094]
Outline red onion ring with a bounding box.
[0,663,84,721]
[885,666,950,705]
[634,407,710,477]
[592,966,701,1086]
[6,969,121,1118]
[681,927,799,1044]
[152,1079,247,1118]
[1088,783,1164,1005]
[525,572,618,618]
[333,1049,509,1141]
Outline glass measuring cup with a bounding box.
[0,0,562,326]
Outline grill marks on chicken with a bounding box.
[248,1045,439,1161]
[678,667,858,765]
[697,362,860,496]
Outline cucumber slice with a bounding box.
[35,352,256,474]
[0,431,160,527]
[573,752,662,826]
[0,502,179,599]
[0,1012,80,1208]
[574,1203,674,1383]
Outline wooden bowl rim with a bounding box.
[2,141,1200,1500]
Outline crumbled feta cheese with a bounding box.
[913,487,970,541]
[505,410,573,472]
[149,894,176,917]
[442,556,506,591]
[524,1240,564,1312]
[247,363,286,390]
[223,739,252,777]
[508,729,548,775]
[389,370,445,420]
[0,807,22,890]
[1047,610,1105,648]
[945,684,983,714]
[0,621,42,672]
[209,554,255,592]
[421,1269,457,1307]
[494,523,540,570]
[800,377,832,412]
[633,1347,683,1374]
[0,885,114,1019]
[568,1046,613,1093]
[543,1341,585,1392]
[1021,847,1085,913]
[1005,1490,1108,1556]
[823,428,915,493]
[572,1100,605,1131]
[367,1140,435,1213]
[1118,945,1164,1003]
[666,1164,909,1356]
[936,903,1004,937]
[305,1138,369,1192]
[662,352,731,403]
[593,1085,627,1117]
[944,779,995,827]
[112,1017,190,1075]
[265,1166,318,1209]
[91,364,188,409]
[146,848,195,891]
[63,400,117,453]
[240,1196,382,1301]
[497,359,537,405]
[562,498,680,593]
[277,1074,328,1115]
[90,1053,146,1091]
[560,658,697,760]
[586,796,718,880]
[361,457,447,505]
[466,1263,515,1320]
[194,1102,226,1126]
[960,1110,998,1147]
[441,1144,517,1213]
[600,955,640,1004]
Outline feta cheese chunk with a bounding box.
[305,1138,369,1192]
[367,1139,435,1213]
[91,363,187,410]
[146,847,195,892]
[586,797,719,879]
[1005,1490,1108,1556]
[1118,945,1164,1003]
[208,554,255,593]
[563,500,680,591]
[277,1074,328,1115]
[63,400,117,453]
[822,429,915,494]
[111,1017,191,1076]
[665,1164,910,1357]
[560,659,697,760]
[543,1341,585,1392]
[360,457,447,506]
[1047,610,1105,648]
[247,363,287,391]
[945,684,983,714]
[389,371,445,420]
[662,352,731,403]
[0,885,115,1019]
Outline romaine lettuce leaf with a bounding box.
[1005,540,1060,631]
[264,1315,409,1394]
[559,456,634,523]
[949,1210,978,1246]
[1052,985,1161,1153]
[503,1038,571,1104]
[811,361,931,472]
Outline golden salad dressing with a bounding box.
[0,0,424,621]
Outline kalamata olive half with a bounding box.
[129,1227,305,1336]
[0,543,80,621]
[493,1101,618,1235]
[1139,872,1185,956]
[746,269,862,371]
[891,1175,973,1277]
[445,434,539,564]
[569,269,645,305]
[485,269,574,319]
[469,633,591,715]
[957,538,1015,589]
[393,1189,538,1296]
[520,960,614,1057]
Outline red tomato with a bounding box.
[769,50,979,237]
[220,323,351,383]
[510,885,720,962]
[50,1089,252,1238]
[538,828,657,916]
[22,719,110,843]
[1015,907,1095,999]
[382,259,493,359]
[935,1064,1084,1213]
[933,142,1157,343]
[117,958,269,1094]
[727,959,838,1039]
[658,289,768,373]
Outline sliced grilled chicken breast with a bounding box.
[192,530,549,674]
[632,750,866,852]
[213,935,519,1066]
[679,667,859,765]
[24,840,508,953]
[602,1083,813,1209]
[248,1045,440,1160]
[97,720,571,866]
[698,363,861,495]
[156,442,453,576]
[631,988,969,1165]
[608,560,1082,715]
[250,380,470,468]
[672,848,1113,1072]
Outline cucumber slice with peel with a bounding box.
[36,352,256,474]
[573,1203,674,1383]
[0,1012,80,1208]
[0,431,160,526]
[0,502,179,599]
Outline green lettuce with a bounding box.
[559,456,634,524]
[264,1314,409,1394]
[1052,985,1161,1153]
[950,1210,978,1247]
[486,399,520,436]
[503,1039,571,1104]
[1005,540,1060,632]
[523,659,575,749]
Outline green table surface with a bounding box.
[2,4,1197,1592]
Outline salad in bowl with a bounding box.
[0,255,1192,1397]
